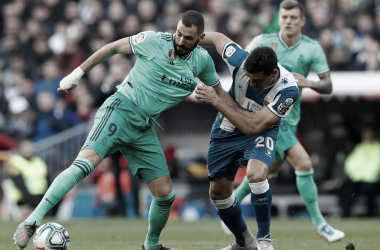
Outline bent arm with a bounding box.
[213,84,242,110]
[310,71,333,94]
[200,32,234,55]
[80,37,132,72]
[213,97,280,137]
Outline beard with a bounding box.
[174,39,199,56]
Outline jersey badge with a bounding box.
[270,42,278,51]
[192,66,198,77]
[167,49,177,66]
[297,55,305,65]
[134,32,146,44]
[277,98,293,115]
[281,78,288,85]
[225,46,236,57]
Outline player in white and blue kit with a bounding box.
[196,33,299,250]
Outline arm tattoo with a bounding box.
[310,71,333,94]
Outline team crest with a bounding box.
[277,98,293,115]
[192,66,197,77]
[167,49,177,66]
[270,42,278,51]
[281,78,288,85]
[225,46,236,57]
[134,32,146,44]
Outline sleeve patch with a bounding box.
[134,32,146,44]
[225,46,236,57]
[276,98,294,115]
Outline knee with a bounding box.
[77,149,101,168]
[293,159,312,172]
[209,184,231,201]
[249,179,270,195]
[247,172,266,183]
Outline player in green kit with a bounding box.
[222,0,345,243]
[13,11,222,250]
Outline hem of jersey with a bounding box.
[267,106,284,118]
[316,68,330,75]
[221,42,237,58]
[129,36,136,55]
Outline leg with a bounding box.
[210,176,256,250]
[246,159,272,239]
[287,144,345,242]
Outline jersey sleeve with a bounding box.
[312,43,330,74]
[221,42,249,73]
[245,35,263,52]
[197,53,220,87]
[129,31,160,59]
[267,86,299,118]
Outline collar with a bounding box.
[278,32,302,50]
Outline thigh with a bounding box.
[121,128,169,184]
[275,121,300,163]
[286,143,312,171]
[207,139,243,182]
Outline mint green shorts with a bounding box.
[81,92,169,183]
[275,121,300,163]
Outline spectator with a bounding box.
[34,60,62,99]
[7,140,49,208]
[339,126,380,217]
[6,96,35,140]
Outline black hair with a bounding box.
[181,10,204,34]
[244,47,278,76]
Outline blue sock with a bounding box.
[213,195,253,247]
[250,185,272,238]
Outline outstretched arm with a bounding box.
[292,71,332,94]
[200,32,234,55]
[195,84,280,136]
[58,37,132,94]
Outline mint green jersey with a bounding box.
[245,33,329,131]
[117,31,219,119]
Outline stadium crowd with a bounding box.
[0,0,380,143]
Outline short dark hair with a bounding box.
[244,47,278,76]
[280,0,305,18]
[181,10,204,34]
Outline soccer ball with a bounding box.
[33,222,70,250]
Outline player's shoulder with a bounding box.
[260,33,279,42]
[159,32,174,42]
[301,34,320,46]
[276,63,298,89]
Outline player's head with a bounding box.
[279,0,305,38]
[244,47,278,91]
[175,10,205,56]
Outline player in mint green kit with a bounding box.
[227,0,345,243]
[13,11,222,250]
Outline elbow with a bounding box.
[327,84,333,94]
[245,127,260,137]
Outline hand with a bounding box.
[57,67,84,94]
[194,84,220,106]
[292,72,311,88]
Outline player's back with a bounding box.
[117,31,219,119]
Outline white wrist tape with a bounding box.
[71,67,85,86]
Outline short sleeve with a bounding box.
[221,42,249,73]
[245,35,263,52]
[197,53,220,87]
[267,86,299,118]
[129,31,160,59]
[312,43,330,74]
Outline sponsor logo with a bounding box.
[225,46,236,57]
[281,78,288,85]
[161,74,195,92]
[134,32,146,44]
[256,197,269,202]
[270,42,278,51]
[277,98,293,115]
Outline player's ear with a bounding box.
[301,16,306,26]
[199,33,205,41]
[272,68,278,76]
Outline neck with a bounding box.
[281,32,301,47]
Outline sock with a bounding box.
[25,158,94,224]
[146,191,175,250]
[250,180,272,239]
[235,177,251,203]
[295,169,325,228]
[213,194,254,247]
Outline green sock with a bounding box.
[26,158,94,224]
[295,169,325,228]
[146,191,175,250]
[234,177,251,203]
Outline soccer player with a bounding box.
[13,11,222,250]
[226,0,345,243]
[195,33,299,250]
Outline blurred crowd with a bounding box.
[0,0,380,144]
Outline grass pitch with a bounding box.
[2,218,379,250]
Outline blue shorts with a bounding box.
[207,120,278,181]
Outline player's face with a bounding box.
[174,20,204,56]
[246,69,277,91]
[279,8,305,38]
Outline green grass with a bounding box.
[2,218,379,250]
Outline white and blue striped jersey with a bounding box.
[217,42,299,134]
